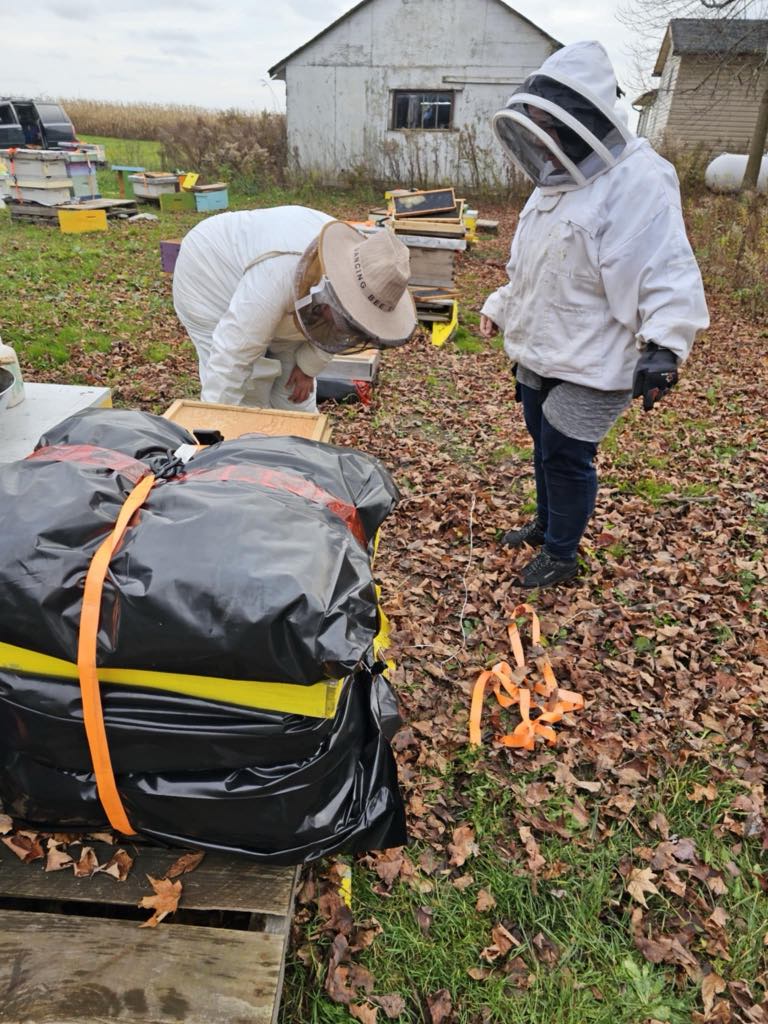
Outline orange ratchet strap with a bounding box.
[77,472,156,835]
[469,603,584,750]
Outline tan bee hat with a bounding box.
[313,222,417,343]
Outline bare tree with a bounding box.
[619,0,768,189]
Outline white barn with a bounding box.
[268,0,560,188]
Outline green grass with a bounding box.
[281,760,766,1023]
[453,327,484,354]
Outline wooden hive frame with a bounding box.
[163,400,333,443]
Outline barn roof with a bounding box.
[653,18,768,76]
[268,0,561,79]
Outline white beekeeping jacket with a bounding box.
[482,41,709,391]
[173,206,334,405]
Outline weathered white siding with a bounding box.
[640,53,768,153]
[664,55,768,152]
[278,0,557,187]
[642,54,680,144]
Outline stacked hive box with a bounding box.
[0,146,105,206]
[376,188,467,324]
[2,149,72,205]
[66,151,99,200]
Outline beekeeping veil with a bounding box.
[492,41,633,191]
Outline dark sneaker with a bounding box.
[517,550,579,589]
[501,519,546,549]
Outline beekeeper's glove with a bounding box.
[632,343,679,412]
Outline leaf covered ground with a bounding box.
[1,183,766,1023]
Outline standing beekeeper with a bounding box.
[173,206,416,410]
[480,40,709,589]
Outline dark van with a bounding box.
[0,98,77,149]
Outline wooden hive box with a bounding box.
[160,238,183,273]
[317,348,381,383]
[194,188,228,212]
[163,400,333,443]
[159,190,196,213]
[58,208,108,234]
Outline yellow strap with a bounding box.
[0,640,344,719]
[2,518,390,724]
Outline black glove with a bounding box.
[632,343,679,412]
[512,363,522,403]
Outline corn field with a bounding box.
[61,99,287,188]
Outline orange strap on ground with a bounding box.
[77,473,156,835]
[469,603,584,750]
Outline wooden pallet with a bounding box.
[0,839,298,1024]
[7,198,139,223]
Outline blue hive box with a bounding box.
[193,184,228,212]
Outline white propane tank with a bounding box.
[705,153,768,194]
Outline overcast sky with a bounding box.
[1,0,654,112]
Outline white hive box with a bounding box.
[12,179,73,205]
[129,172,179,199]
[317,349,382,383]
[0,383,112,464]
[3,150,68,178]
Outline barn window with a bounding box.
[391,91,454,130]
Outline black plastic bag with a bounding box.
[0,671,406,863]
[0,410,406,862]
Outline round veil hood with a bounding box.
[492,40,634,192]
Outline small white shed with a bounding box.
[268,0,560,188]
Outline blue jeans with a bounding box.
[520,383,598,561]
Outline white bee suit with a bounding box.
[172,207,335,410]
[482,41,709,391]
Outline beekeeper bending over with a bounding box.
[480,41,709,590]
[173,206,416,411]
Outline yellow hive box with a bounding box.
[58,208,108,234]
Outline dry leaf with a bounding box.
[349,919,383,954]
[631,909,700,978]
[166,849,205,878]
[73,846,100,877]
[690,782,717,802]
[350,1003,378,1024]
[649,812,670,838]
[481,922,520,961]
[467,966,490,981]
[0,814,13,835]
[706,873,728,896]
[138,874,182,928]
[475,889,496,912]
[45,840,74,873]
[532,931,560,966]
[372,993,406,1019]
[99,849,134,882]
[415,905,434,935]
[518,826,546,876]
[447,825,478,867]
[702,973,727,1015]
[627,867,660,907]
[575,779,602,793]
[452,874,474,891]
[88,831,115,844]
[374,854,404,886]
[2,832,45,863]
[427,988,452,1024]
